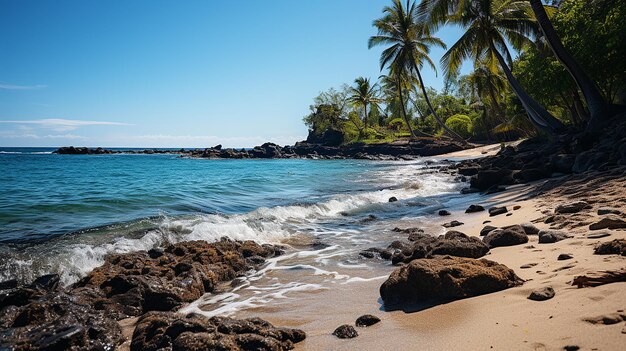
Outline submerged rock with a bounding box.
[380,256,522,307]
[131,312,305,351]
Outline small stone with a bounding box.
[513,205,521,210]
[333,324,358,339]
[465,204,485,213]
[520,263,538,269]
[355,315,380,327]
[528,287,555,301]
[597,208,621,216]
[388,197,398,203]
[489,206,508,217]
[557,253,573,261]
[442,220,463,228]
[438,210,451,216]
[555,201,591,214]
[587,232,611,239]
[563,346,580,351]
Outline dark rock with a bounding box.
[485,185,507,194]
[471,168,513,191]
[589,216,626,230]
[555,201,591,214]
[333,324,358,339]
[460,187,480,194]
[442,220,463,228]
[587,232,611,239]
[131,311,305,351]
[0,279,18,290]
[489,206,508,217]
[538,230,571,244]
[480,225,497,236]
[355,315,381,327]
[520,223,540,235]
[482,225,528,248]
[515,168,549,183]
[380,256,522,306]
[597,208,622,216]
[438,210,451,216]
[549,154,576,173]
[388,197,398,203]
[465,204,485,213]
[73,239,281,319]
[594,239,626,256]
[563,346,580,351]
[528,287,555,301]
[557,253,574,261]
[429,231,490,259]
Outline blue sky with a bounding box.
[0,0,468,148]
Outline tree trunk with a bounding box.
[492,45,564,133]
[529,0,612,131]
[363,104,368,130]
[396,72,418,139]
[413,66,466,143]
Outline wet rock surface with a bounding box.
[0,239,296,351]
[131,311,305,351]
[380,256,522,307]
[332,324,358,339]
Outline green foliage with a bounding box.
[445,114,473,138]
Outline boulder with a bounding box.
[355,315,381,327]
[482,225,528,248]
[589,216,626,230]
[480,225,497,236]
[538,230,571,244]
[380,256,522,306]
[528,287,555,301]
[131,312,305,351]
[471,169,513,190]
[429,231,490,259]
[555,201,591,214]
[333,324,358,339]
[465,204,485,213]
[520,223,540,235]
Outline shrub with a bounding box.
[445,114,473,138]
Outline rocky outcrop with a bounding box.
[594,239,626,256]
[131,312,305,351]
[380,256,522,307]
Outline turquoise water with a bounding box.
[0,147,468,289]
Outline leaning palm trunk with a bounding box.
[396,73,419,139]
[413,65,466,143]
[528,0,615,131]
[491,45,564,134]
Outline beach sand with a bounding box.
[231,149,626,351]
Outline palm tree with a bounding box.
[420,0,565,134]
[369,0,465,141]
[347,77,382,129]
[528,0,621,131]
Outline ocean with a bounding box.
[0,147,479,316]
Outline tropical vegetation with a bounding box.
[303,0,624,145]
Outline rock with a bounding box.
[465,204,485,213]
[471,168,513,190]
[380,256,522,306]
[549,154,576,173]
[480,225,497,236]
[332,324,358,339]
[429,231,490,259]
[538,230,571,244]
[355,315,380,327]
[442,220,463,228]
[72,239,282,319]
[587,232,611,239]
[515,168,549,183]
[0,288,124,350]
[528,286,555,301]
[589,216,626,230]
[482,225,529,248]
[597,208,622,216]
[0,279,18,290]
[489,206,508,217]
[388,197,398,203]
[485,185,507,194]
[513,205,522,210]
[594,239,626,256]
[131,311,305,351]
[438,210,451,216]
[563,346,580,351]
[520,223,540,235]
[555,201,591,214]
[558,253,574,261]
[460,187,480,194]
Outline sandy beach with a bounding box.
[229,147,626,351]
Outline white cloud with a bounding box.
[0,83,47,90]
[0,119,133,132]
[133,134,305,147]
